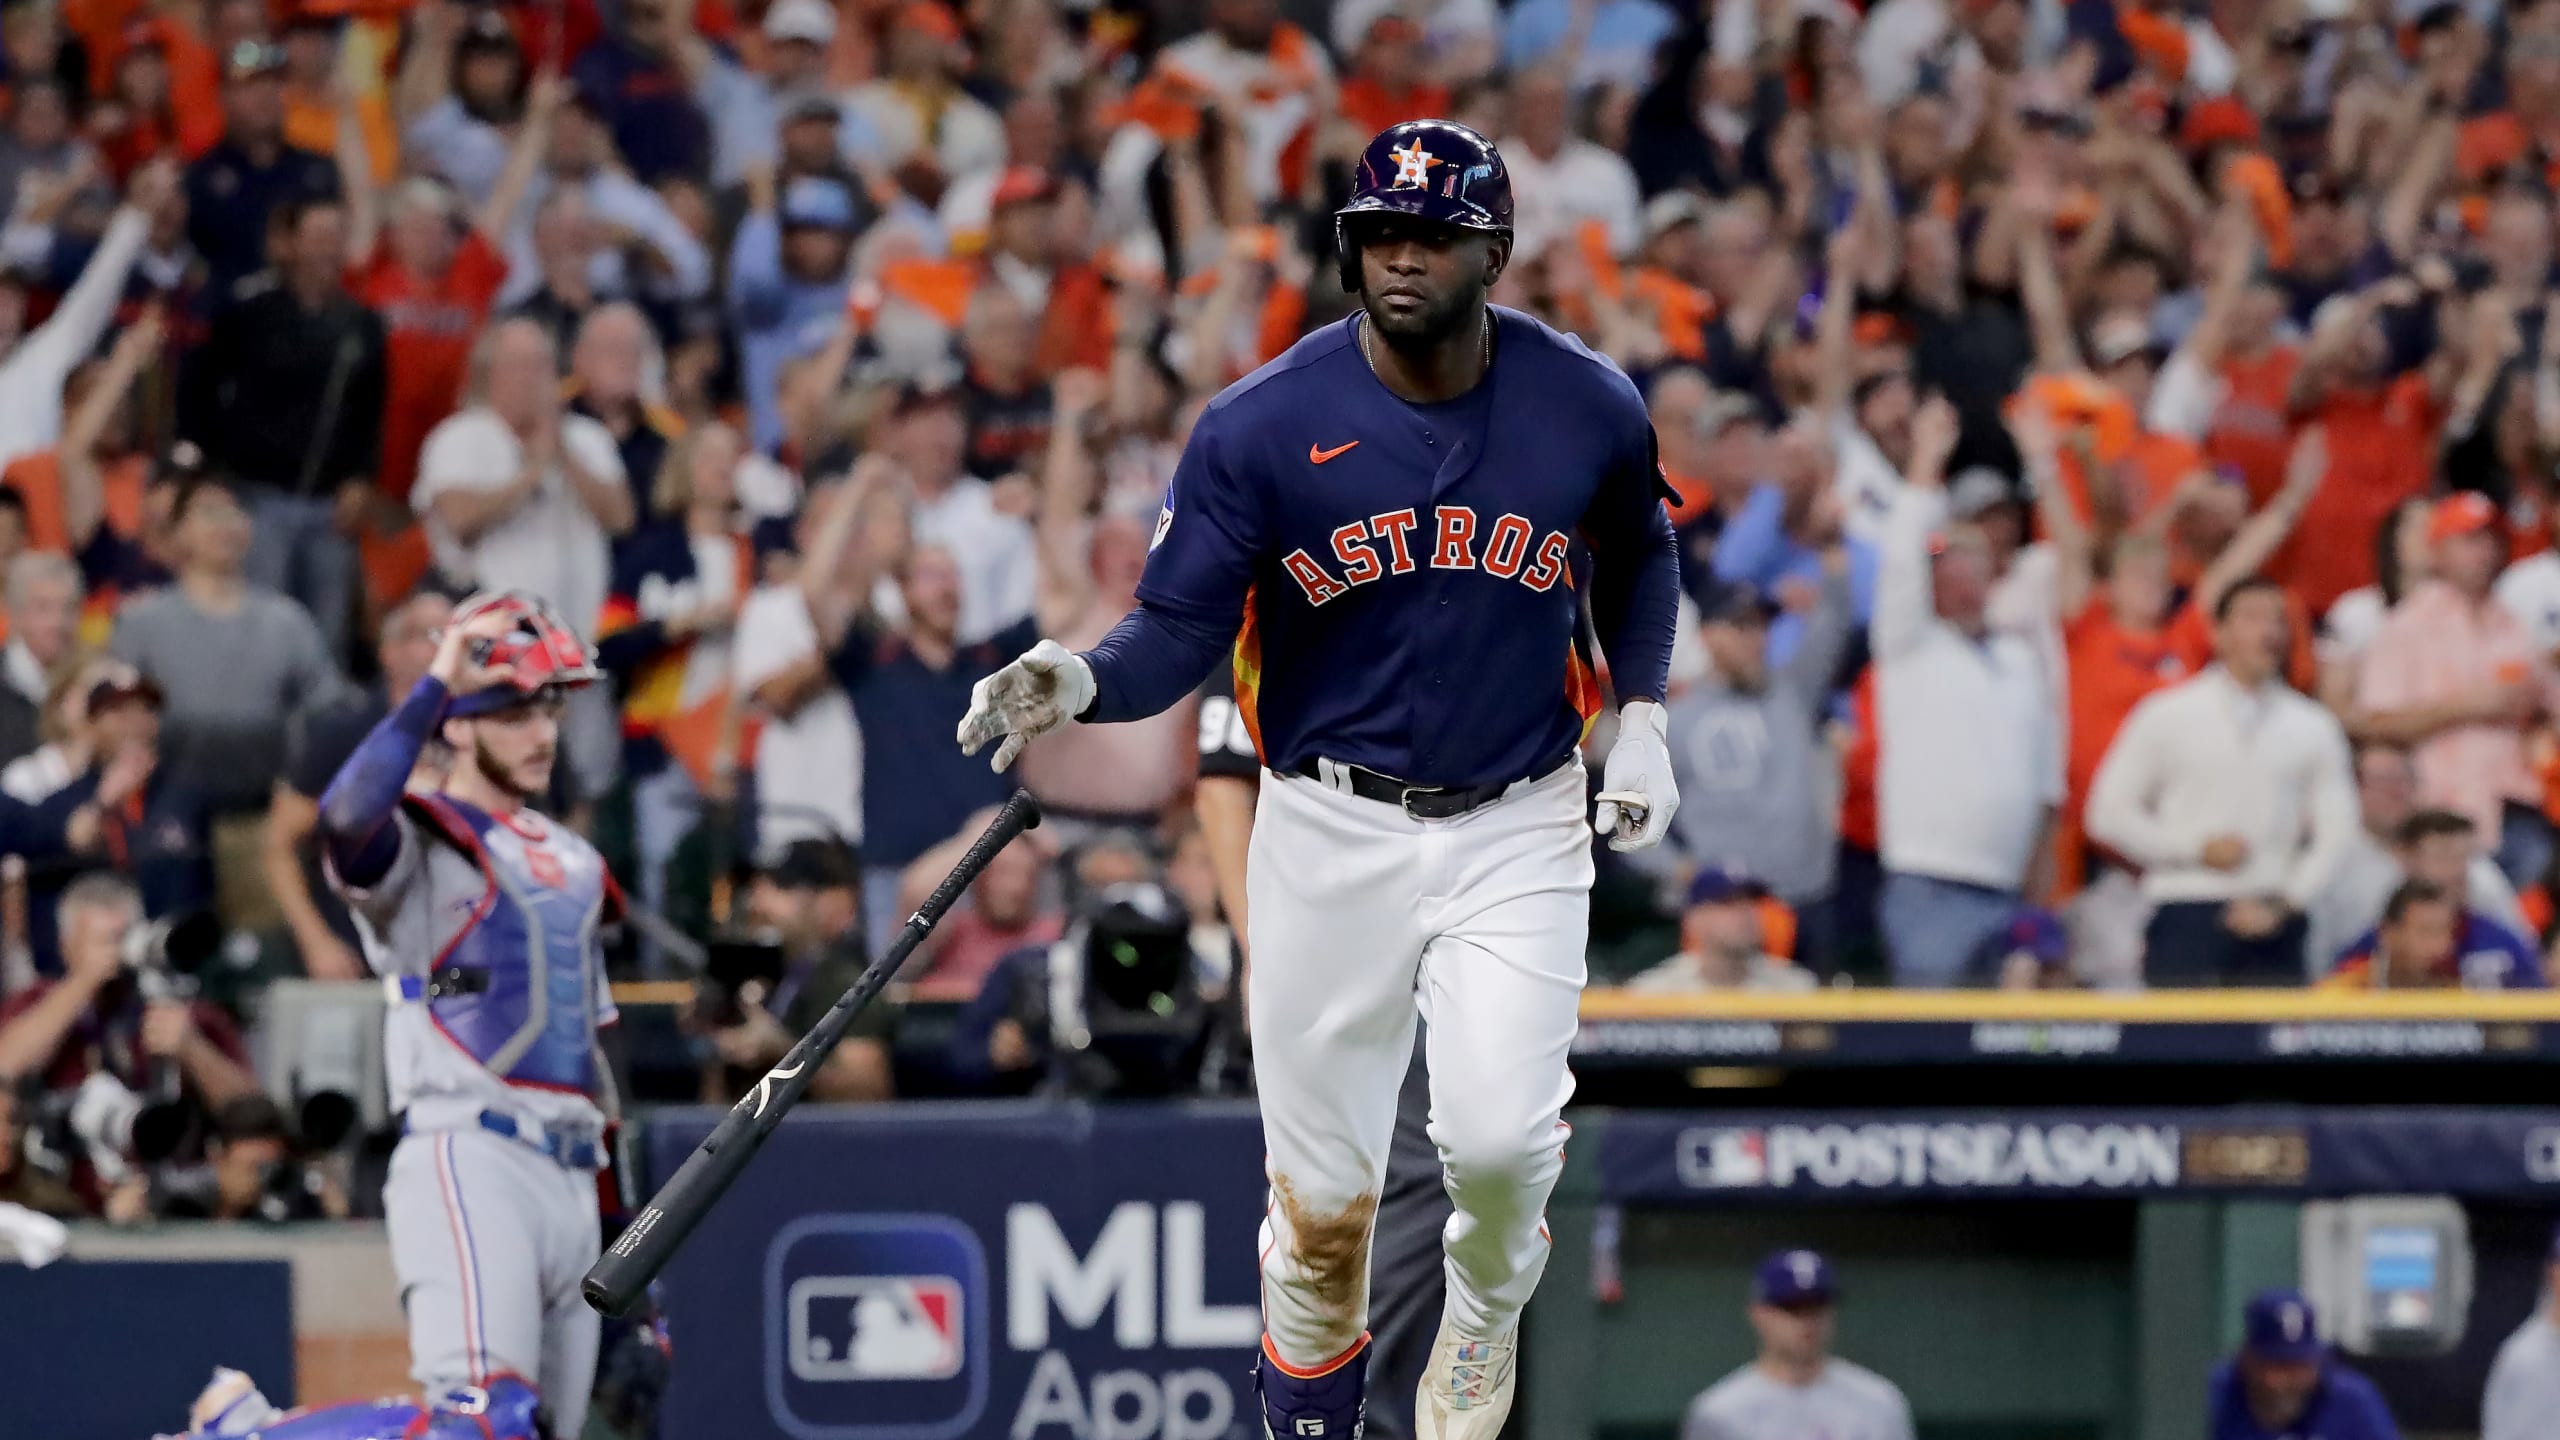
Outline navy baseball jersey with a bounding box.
[1084,307,1680,790]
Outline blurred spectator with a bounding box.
[1872,397,2059,985]
[2323,830,2545,990]
[1624,869,1814,995]
[567,303,678,527]
[2307,752,2529,977]
[2,653,111,805]
[2208,1290,2399,1440]
[2482,1224,2560,1440]
[1708,430,1876,673]
[1666,568,1852,956]
[730,168,855,452]
[734,466,894,854]
[414,317,632,642]
[2085,578,2357,987]
[10,309,166,605]
[0,873,254,1207]
[263,590,454,982]
[1981,907,2076,991]
[2356,492,2554,888]
[346,79,555,513]
[183,40,338,300]
[956,285,1051,481]
[832,528,1030,952]
[700,838,891,1103]
[1013,369,1195,830]
[108,475,345,815]
[0,551,84,764]
[0,160,167,471]
[394,2,529,208]
[2318,497,2430,716]
[1680,1250,1914,1440]
[0,77,99,221]
[885,376,1034,643]
[180,193,387,658]
[595,421,752,950]
[1502,65,1643,260]
[897,801,1073,1001]
[485,80,711,318]
[568,0,712,185]
[1505,0,1673,95]
[38,660,212,950]
[845,4,1002,188]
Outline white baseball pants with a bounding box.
[1247,758,1590,1372]
[384,1128,602,1436]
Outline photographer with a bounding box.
[696,838,893,1104]
[0,873,253,1210]
[153,1093,348,1223]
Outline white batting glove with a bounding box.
[1593,699,1678,852]
[956,638,1096,773]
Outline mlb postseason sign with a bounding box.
[651,1101,1268,1440]
[1600,1106,2560,1204]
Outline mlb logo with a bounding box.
[766,1214,988,1440]
[789,1275,965,1382]
[1676,1127,1768,1189]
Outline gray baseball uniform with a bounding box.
[334,791,620,1439]
[1681,1359,1917,1440]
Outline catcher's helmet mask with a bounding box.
[1334,119,1515,295]
[440,590,603,720]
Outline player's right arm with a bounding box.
[317,610,514,893]
[959,410,1261,769]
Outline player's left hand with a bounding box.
[1594,699,1678,852]
[957,638,1096,772]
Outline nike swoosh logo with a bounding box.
[1310,440,1360,464]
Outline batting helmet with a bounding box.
[1333,119,1514,293]
[443,590,602,718]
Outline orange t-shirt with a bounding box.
[284,87,398,185]
[2065,600,2186,804]
[2203,346,2301,506]
[0,449,146,554]
[1837,669,1880,854]
[2274,374,2441,615]
[1339,77,1451,143]
[352,231,510,502]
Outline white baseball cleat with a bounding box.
[1414,1317,1517,1439]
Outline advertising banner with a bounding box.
[649,1101,1269,1440]
[1598,1106,2560,1204]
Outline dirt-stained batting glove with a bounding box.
[956,638,1096,772]
[1593,699,1677,852]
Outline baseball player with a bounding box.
[960,119,1682,1439]
[317,592,625,1439]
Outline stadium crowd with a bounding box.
[0,0,2553,1215]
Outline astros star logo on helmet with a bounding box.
[1389,139,1439,188]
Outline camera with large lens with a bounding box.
[1041,881,1212,1099]
[124,910,226,1003]
[690,932,787,1030]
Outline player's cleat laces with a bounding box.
[1416,1321,1517,1439]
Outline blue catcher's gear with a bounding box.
[1333,119,1514,292]
[167,1370,551,1440]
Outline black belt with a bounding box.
[1291,755,1567,821]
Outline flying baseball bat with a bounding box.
[582,789,1043,1317]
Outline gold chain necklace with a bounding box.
[1360,310,1491,386]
